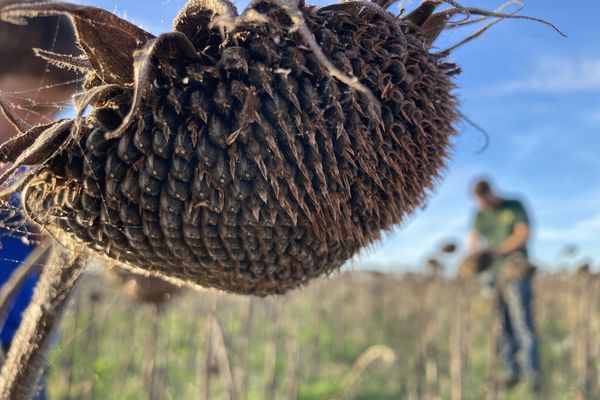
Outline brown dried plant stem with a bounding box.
[0,245,88,400]
[262,300,282,399]
[283,314,300,400]
[485,290,502,399]
[236,298,255,399]
[211,312,237,400]
[574,276,592,399]
[450,280,467,400]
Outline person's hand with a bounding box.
[488,248,501,259]
[458,250,496,277]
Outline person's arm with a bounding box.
[493,201,530,257]
[468,229,481,253]
[493,222,530,257]
[469,211,484,253]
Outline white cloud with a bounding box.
[488,57,600,94]
[510,132,546,161]
[538,212,600,242]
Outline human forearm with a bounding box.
[468,230,481,253]
[494,223,530,257]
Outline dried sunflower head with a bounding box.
[0,0,562,295]
[110,268,181,304]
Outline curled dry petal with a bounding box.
[0,95,31,134]
[0,1,155,84]
[173,0,239,37]
[0,119,73,188]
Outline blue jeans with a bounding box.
[497,277,540,382]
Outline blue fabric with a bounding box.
[496,276,540,383]
[0,195,39,353]
[0,236,39,351]
[0,196,46,400]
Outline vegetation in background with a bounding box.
[46,269,600,399]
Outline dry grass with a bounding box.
[41,269,600,399]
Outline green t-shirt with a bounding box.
[474,199,530,257]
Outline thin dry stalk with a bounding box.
[201,298,215,400]
[0,245,88,400]
[158,308,174,399]
[0,241,50,331]
[309,305,323,381]
[147,305,162,400]
[65,281,83,399]
[592,277,600,397]
[262,299,282,399]
[407,373,419,400]
[208,312,237,400]
[338,345,396,399]
[86,288,100,400]
[185,298,203,392]
[574,276,592,400]
[200,297,236,400]
[235,298,254,400]
[421,281,440,400]
[283,314,300,400]
[450,281,466,400]
[425,357,438,400]
[483,289,502,400]
[112,307,140,400]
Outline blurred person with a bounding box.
[468,178,540,391]
[0,0,80,397]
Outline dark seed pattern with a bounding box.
[21,1,459,295]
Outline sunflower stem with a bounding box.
[0,245,88,400]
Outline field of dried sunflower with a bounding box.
[43,269,600,400]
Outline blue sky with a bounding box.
[80,0,600,272]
